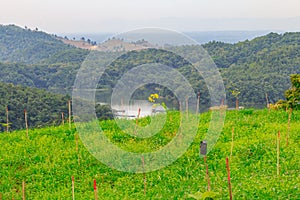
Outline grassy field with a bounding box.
[0,109,299,199]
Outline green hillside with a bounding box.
[0,110,299,199]
[0,24,77,64]
[0,83,70,131]
[0,26,299,108]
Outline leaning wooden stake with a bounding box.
[226,157,233,200]
[68,100,71,130]
[24,109,28,137]
[72,176,75,200]
[287,108,292,146]
[94,180,98,200]
[277,131,280,176]
[141,156,147,196]
[0,192,2,200]
[6,106,9,133]
[22,181,25,200]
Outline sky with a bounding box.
[1,0,300,33]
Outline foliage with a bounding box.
[0,24,76,64]
[0,25,300,108]
[273,74,300,110]
[0,110,299,199]
[0,83,69,131]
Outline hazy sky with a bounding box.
[1,0,300,33]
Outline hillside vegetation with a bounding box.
[0,25,77,64]
[0,25,299,108]
[0,110,299,199]
[0,83,69,131]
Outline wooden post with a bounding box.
[72,176,75,200]
[6,106,9,133]
[226,157,233,200]
[277,131,280,176]
[0,192,2,200]
[141,156,147,196]
[265,93,269,110]
[196,92,200,115]
[68,100,71,130]
[62,112,64,125]
[235,97,239,110]
[94,180,98,200]
[24,110,28,137]
[204,156,211,191]
[22,181,25,200]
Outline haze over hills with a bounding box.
[64,30,272,45]
[0,24,299,112]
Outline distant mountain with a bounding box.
[186,31,272,44]
[0,24,75,64]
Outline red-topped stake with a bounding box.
[226,157,233,200]
[94,179,98,200]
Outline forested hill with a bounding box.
[203,32,300,106]
[0,82,70,131]
[203,32,300,69]
[0,24,79,64]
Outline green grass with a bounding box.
[0,109,299,199]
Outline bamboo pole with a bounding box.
[277,131,280,176]
[68,100,71,130]
[226,157,233,200]
[6,106,9,133]
[24,110,28,137]
[22,181,25,200]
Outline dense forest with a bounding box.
[0,83,69,131]
[0,25,300,131]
